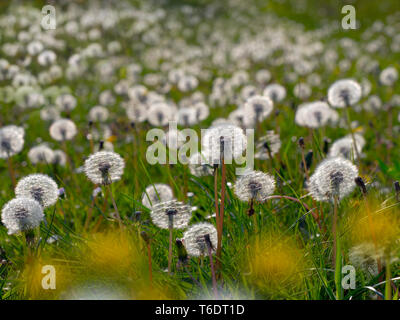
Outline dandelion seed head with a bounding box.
[188,152,213,177]
[55,94,77,112]
[15,174,58,208]
[308,157,358,202]
[52,149,67,166]
[243,95,273,122]
[1,198,44,235]
[49,118,77,141]
[379,66,398,86]
[147,102,174,127]
[28,144,54,164]
[183,222,217,257]
[125,103,147,123]
[295,101,338,128]
[88,106,109,122]
[255,131,281,160]
[141,183,174,208]
[263,83,286,102]
[84,151,125,185]
[202,124,247,164]
[234,170,275,202]
[0,125,25,158]
[150,200,192,229]
[327,79,362,108]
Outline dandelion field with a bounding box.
[1,0,400,301]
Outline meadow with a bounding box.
[0,0,400,300]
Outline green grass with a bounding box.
[0,0,400,300]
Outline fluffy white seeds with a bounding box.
[327,79,362,108]
[84,151,125,185]
[49,118,77,141]
[1,198,44,235]
[15,174,59,208]
[150,200,192,229]
[308,157,358,202]
[183,222,218,257]
[234,170,275,202]
[141,183,174,208]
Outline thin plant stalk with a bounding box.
[205,234,218,299]
[385,257,392,300]
[332,195,339,267]
[147,241,153,288]
[107,184,122,229]
[216,157,226,275]
[168,214,174,275]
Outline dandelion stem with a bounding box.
[168,215,173,275]
[385,257,392,300]
[147,241,153,288]
[84,196,96,231]
[107,184,122,229]
[205,234,218,299]
[332,195,338,267]
[216,158,226,276]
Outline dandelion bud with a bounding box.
[394,181,400,201]
[140,231,151,244]
[175,238,188,263]
[355,177,367,196]
[323,138,330,154]
[298,137,305,149]
[305,150,313,170]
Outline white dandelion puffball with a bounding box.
[1,198,44,235]
[141,183,174,208]
[263,83,286,102]
[295,101,337,128]
[379,67,398,86]
[308,157,358,202]
[188,152,213,177]
[84,151,125,185]
[183,222,218,257]
[0,125,25,158]
[88,106,109,122]
[52,149,67,166]
[147,102,174,127]
[327,79,362,108]
[28,144,54,164]
[202,124,247,164]
[150,200,192,229]
[15,174,59,208]
[55,94,77,113]
[328,134,365,160]
[255,131,281,160]
[193,102,209,121]
[234,170,275,202]
[125,103,147,123]
[176,107,198,126]
[243,95,273,122]
[49,118,77,141]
